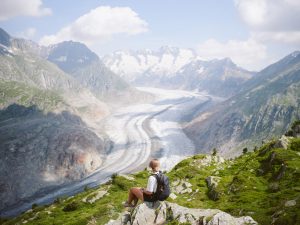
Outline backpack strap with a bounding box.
[151,171,162,186]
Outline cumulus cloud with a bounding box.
[40,6,148,46]
[0,0,51,21]
[252,31,300,45]
[197,38,268,70]
[235,0,300,44]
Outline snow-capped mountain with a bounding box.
[102,46,199,82]
[171,58,254,97]
[103,46,254,97]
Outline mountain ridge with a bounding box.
[0,28,115,213]
[185,50,300,156]
[103,46,254,97]
[47,40,152,105]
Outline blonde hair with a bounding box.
[149,159,160,171]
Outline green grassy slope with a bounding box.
[0,79,66,112]
[167,141,300,225]
[1,132,299,225]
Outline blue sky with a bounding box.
[0,0,299,70]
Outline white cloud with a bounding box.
[0,0,51,21]
[195,0,300,72]
[197,38,268,71]
[40,6,148,46]
[235,0,267,28]
[235,0,300,31]
[235,0,300,45]
[252,31,300,45]
[19,27,37,39]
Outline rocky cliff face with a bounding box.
[0,104,110,212]
[0,28,111,213]
[107,202,257,225]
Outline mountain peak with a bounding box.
[47,40,99,73]
[281,50,300,62]
[259,50,300,75]
[159,45,180,54]
[222,57,234,63]
[49,40,97,56]
[220,57,237,67]
[135,48,153,55]
[0,27,11,47]
[290,50,300,58]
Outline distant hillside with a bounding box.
[1,123,299,225]
[47,41,129,96]
[185,51,300,156]
[47,41,151,105]
[0,31,80,93]
[0,79,66,112]
[0,27,110,125]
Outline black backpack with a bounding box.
[152,171,170,201]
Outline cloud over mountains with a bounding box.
[0,0,51,21]
[40,6,148,46]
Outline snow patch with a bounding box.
[55,56,67,62]
[197,67,204,74]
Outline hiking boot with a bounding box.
[122,201,134,207]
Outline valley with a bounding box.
[1,87,216,217]
[1,2,299,224]
[0,26,299,224]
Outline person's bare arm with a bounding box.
[141,188,153,195]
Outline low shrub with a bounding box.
[63,201,79,212]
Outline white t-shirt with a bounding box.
[146,172,159,193]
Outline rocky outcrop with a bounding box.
[106,202,257,225]
[206,176,221,189]
[172,180,193,194]
[275,135,290,149]
[285,200,297,207]
[0,105,111,212]
[82,190,109,204]
[206,176,221,201]
[192,155,225,168]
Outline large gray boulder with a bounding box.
[106,201,257,225]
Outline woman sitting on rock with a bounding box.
[123,159,160,207]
